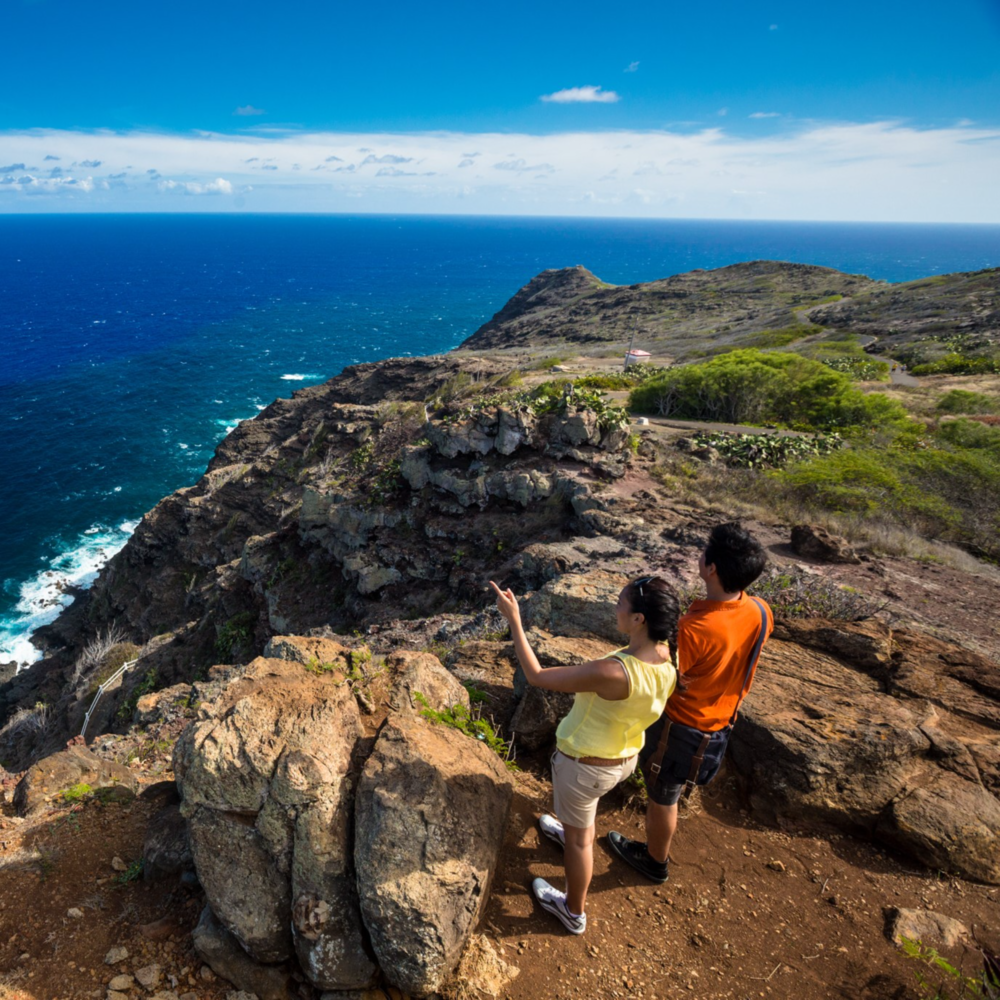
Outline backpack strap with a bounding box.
[727,597,769,727]
[644,597,768,793]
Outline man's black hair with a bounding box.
[704,522,767,593]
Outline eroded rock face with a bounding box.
[143,802,193,881]
[354,715,514,996]
[14,745,138,817]
[729,622,1000,884]
[174,655,375,986]
[385,650,470,717]
[522,571,628,644]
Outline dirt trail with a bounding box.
[483,765,998,1000]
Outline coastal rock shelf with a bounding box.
[1,258,999,999]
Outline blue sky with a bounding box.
[2,0,999,219]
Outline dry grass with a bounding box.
[649,449,995,576]
[0,847,44,874]
[0,702,48,742]
[0,970,28,1000]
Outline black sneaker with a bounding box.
[607,830,669,883]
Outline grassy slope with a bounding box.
[808,267,1000,369]
[460,260,876,357]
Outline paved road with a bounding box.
[604,392,817,437]
[854,335,919,386]
[634,415,815,437]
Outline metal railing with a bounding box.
[80,658,139,739]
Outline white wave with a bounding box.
[0,520,138,672]
[280,373,322,381]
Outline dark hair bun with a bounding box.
[625,576,681,653]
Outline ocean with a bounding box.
[2,213,1000,668]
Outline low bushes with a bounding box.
[776,433,1000,559]
[748,568,886,622]
[911,353,1000,376]
[688,431,844,469]
[630,349,907,430]
[936,389,1000,415]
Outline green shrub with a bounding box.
[819,356,890,381]
[60,783,93,803]
[348,441,375,473]
[936,389,1000,415]
[777,437,1000,559]
[366,458,404,507]
[899,936,1000,1000]
[454,380,630,435]
[937,418,1000,456]
[912,353,1000,376]
[629,349,908,430]
[525,355,571,371]
[215,611,255,662]
[575,373,641,390]
[114,858,145,885]
[496,369,523,388]
[740,325,819,349]
[748,568,886,621]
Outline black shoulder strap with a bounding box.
[728,597,769,728]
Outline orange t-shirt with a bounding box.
[666,592,773,732]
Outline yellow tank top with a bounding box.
[555,649,677,760]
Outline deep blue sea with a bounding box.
[2,214,999,667]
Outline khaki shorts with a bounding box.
[551,750,637,829]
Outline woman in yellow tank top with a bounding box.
[491,575,679,936]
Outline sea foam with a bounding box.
[0,520,138,672]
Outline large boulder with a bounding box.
[876,773,1000,884]
[385,650,470,717]
[174,654,376,986]
[729,623,1000,884]
[522,571,627,644]
[509,631,615,752]
[354,715,514,996]
[790,524,861,564]
[14,745,138,817]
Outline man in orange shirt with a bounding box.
[608,522,773,882]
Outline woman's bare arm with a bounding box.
[491,580,630,700]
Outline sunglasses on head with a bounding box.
[633,575,654,598]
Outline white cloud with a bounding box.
[158,177,233,195]
[0,122,998,221]
[360,153,413,166]
[717,108,729,117]
[749,112,781,119]
[624,61,640,73]
[234,105,266,116]
[541,86,620,104]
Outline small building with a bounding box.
[624,348,651,369]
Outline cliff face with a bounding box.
[0,349,652,765]
[3,258,998,780]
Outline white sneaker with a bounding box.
[538,813,565,849]
[532,878,586,934]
